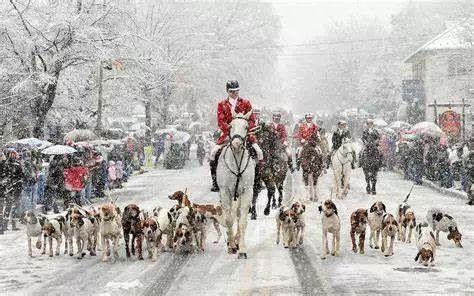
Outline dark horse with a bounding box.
[250,124,288,219]
[359,144,383,195]
[300,132,324,201]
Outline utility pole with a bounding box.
[95,60,104,134]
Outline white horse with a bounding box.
[216,109,255,259]
[331,138,354,199]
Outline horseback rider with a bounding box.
[268,111,294,173]
[209,80,264,192]
[361,119,381,147]
[329,120,356,169]
[296,113,319,170]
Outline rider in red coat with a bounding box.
[216,97,257,145]
[296,113,319,169]
[268,111,294,172]
[298,113,319,144]
[210,80,263,192]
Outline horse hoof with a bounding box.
[250,212,257,220]
[263,207,270,216]
[238,253,247,259]
[374,246,379,249]
[271,203,277,209]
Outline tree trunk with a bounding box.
[31,66,61,138]
[95,60,104,135]
[145,99,152,145]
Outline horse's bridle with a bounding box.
[224,117,252,201]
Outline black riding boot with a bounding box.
[210,160,219,192]
[371,180,377,195]
[287,158,295,173]
[352,151,357,169]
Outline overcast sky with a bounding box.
[266,0,410,112]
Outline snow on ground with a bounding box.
[0,153,473,296]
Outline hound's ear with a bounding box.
[318,205,322,213]
[382,203,386,212]
[429,231,435,241]
[370,203,377,213]
[302,204,306,212]
[244,109,253,120]
[364,210,368,217]
[430,252,434,262]
[414,251,421,261]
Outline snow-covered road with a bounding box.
[1,157,473,296]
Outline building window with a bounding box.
[413,59,425,80]
[448,54,471,78]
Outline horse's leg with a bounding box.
[277,182,283,208]
[271,181,277,209]
[225,210,236,254]
[332,169,340,199]
[264,179,274,216]
[312,172,319,201]
[237,190,251,259]
[343,166,351,197]
[250,188,258,220]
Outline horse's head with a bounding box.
[341,137,353,154]
[230,109,252,150]
[308,131,321,147]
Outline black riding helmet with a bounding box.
[226,80,240,91]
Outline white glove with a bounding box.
[301,139,306,144]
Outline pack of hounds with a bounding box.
[23,190,462,267]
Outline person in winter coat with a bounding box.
[108,160,117,189]
[44,155,66,213]
[2,150,25,231]
[63,157,89,207]
[409,139,424,185]
[436,144,453,188]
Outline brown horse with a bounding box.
[300,132,324,201]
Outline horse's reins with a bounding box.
[223,117,252,201]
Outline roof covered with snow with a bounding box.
[404,21,472,63]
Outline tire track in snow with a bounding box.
[142,253,191,296]
[289,247,327,296]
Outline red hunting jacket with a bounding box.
[268,123,288,145]
[217,97,257,145]
[298,122,319,143]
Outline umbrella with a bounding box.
[10,138,53,150]
[42,145,77,155]
[410,122,444,137]
[373,119,388,127]
[173,131,191,144]
[382,127,396,135]
[400,133,418,142]
[389,121,411,131]
[64,129,98,142]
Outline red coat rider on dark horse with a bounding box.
[209,80,264,192]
